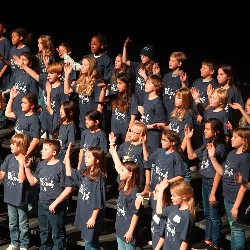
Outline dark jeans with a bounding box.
[38,201,67,250]
[202,176,222,246]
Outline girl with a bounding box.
[227,96,250,131]
[36,34,55,74]
[155,180,195,250]
[144,129,186,193]
[185,118,227,249]
[65,144,107,250]
[10,52,39,112]
[161,87,194,148]
[5,87,41,158]
[111,72,139,146]
[109,121,151,196]
[207,127,250,250]
[141,74,166,152]
[64,55,106,131]
[47,86,76,161]
[78,110,107,170]
[0,133,30,250]
[216,64,244,129]
[109,143,143,250]
[122,37,160,106]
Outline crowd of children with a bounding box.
[1,22,250,250]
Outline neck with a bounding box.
[148,92,158,100]
[24,110,34,116]
[46,156,59,165]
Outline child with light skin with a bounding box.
[5,87,41,157]
[207,127,250,250]
[155,180,195,250]
[162,51,188,124]
[78,110,107,170]
[185,118,227,249]
[0,134,30,250]
[109,142,143,250]
[140,74,166,152]
[24,139,73,250]
[109,121,151,197]
[65,143,107,250]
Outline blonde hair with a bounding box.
[170,180,195,220]
[47,62,63,74]
[211,88,228,108]
[76,56,99,96]
[10,134,30,155]
[170,52,187,64]
[171,88,193,122]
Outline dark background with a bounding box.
[2,5,250,98]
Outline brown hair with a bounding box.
[10,134,30,155]
[43,139,61,154]
[233,127,250,153]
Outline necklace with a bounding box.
[124,142,138,161]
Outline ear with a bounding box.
[95,120,100,126]
[52,150,57,156]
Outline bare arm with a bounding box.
[64,63,74,95]
[5,87,18,119]
[122,37,131,66]
[155,237,164,250]
[78,149,83,170]
[45,82,53,115]
[24,158,39,186]
[26,138,40,157]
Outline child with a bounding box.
[162,51,188,124]
[109,143,143,250]
[110,72,138,146]
[78,110,107,170]
[140,74,166,152]
[207,127,250,250]
[36,34,55,74]
[122,37,160,107]
[0,21,11,128]
[5,87,41,157]
[185,118,227,249]
[155,180,195,250]
[65,144,107,250]
[0,134,30,250]
[145,129,186,192]
[216,64,244,129]
[109,121,151,196]
[10,52,39,112]
[24,139,73,250]
[227,96,250,130]
[64,56,106,131]
[48,95,76,162]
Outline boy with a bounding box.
[162,51,188,124]
[24,139,72,250]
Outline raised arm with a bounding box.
[64,62,74,95]
[184,124,198,160]
[24,156,39,186]
[45,81,53,115]
[122,37,131,66]
[5,87,18,119]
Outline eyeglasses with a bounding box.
[129,129,140,135]
[161,138,170,143]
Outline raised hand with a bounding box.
[184,124,194,139]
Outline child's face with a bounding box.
[114,55,122,70]
[89,37,102,55]
[10,142,19,155]
[231,132,244,148]
[119,166,131,181]
[174,93,183,107]
[59,105,66,119]
[47,71,60,83]
[116,79,126,92]
[85,117,96,129]
[161,136,171,150]
[170,191,183,206]
[21,97,32,113]
[217,68,229,85]
[140,54,150,64]
[80,59,90,74]
[20,55,30,67]
[245,99,250,115]
[204,122,215,139]
[168,56,180,70]
[41,144,55,160]
[37,38,44,52]
[128,126,141,142]
[209,93,221,107]
[11,32,22,46]
[152,183,160,200]
[84,150,96,168]
[200,64,213,78]
[144,79,156,93]
[57,45,69,58]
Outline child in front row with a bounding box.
[0,134,30,250]
[109,142,143,250]
[155,180,195,250]
[65,143,107,250]
[24,139,72,250]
